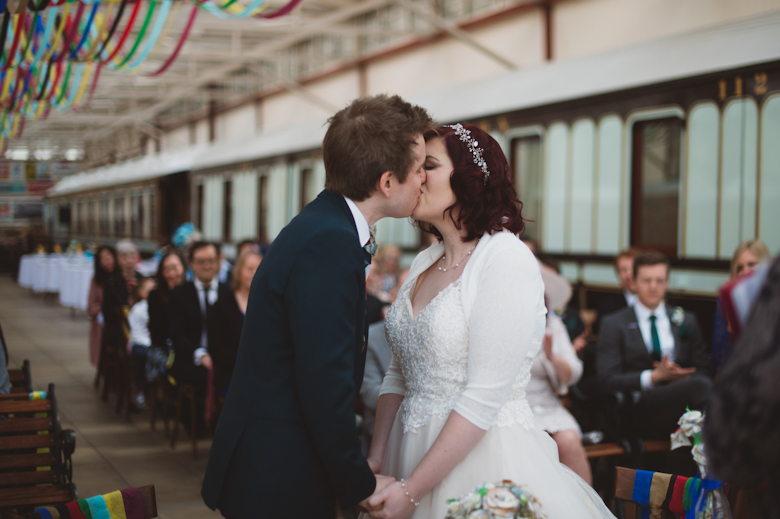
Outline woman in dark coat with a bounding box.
[210,250,261,392]
[147,250,187,349]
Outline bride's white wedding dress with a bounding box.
[370,234,615,518]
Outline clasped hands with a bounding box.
[650,354,696,384]
[357,458,418,519]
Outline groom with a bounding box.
[202,94,434,518]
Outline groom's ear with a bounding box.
[377,171,394,198]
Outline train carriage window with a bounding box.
[100,199,109,236]
[88,200,96,235]
[73,202,80,234]
[132,195,144,238]
[115,196,125,236]
[299,167,312,213]
[197,183,204,231]
[511,135,542,242]
[631,118,682,255]
[257,175,269,245]
[223,180,233,243]
[150,192,156,241]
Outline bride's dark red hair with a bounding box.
[420,124,525,242]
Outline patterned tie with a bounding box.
[363,226,377,274]
[649,314,662,362]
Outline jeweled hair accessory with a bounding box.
[446,123,490,184]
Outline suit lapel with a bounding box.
[667,305,683,363]
[187,282,203,333]
[626,308,654,363]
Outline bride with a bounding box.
[361,124,615,519]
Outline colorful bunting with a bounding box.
[0,0,304,138]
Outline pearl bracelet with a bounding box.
[399,479,420,508]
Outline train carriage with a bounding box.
[46,12,780,336]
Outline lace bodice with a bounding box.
[384,276,537,434]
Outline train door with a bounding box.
[159,172,190,245]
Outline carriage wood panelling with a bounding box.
[684,102,720,258]
[720,98,759,259]
[203,176,224,241]
[542,122,568,253]
[759,94,780,254]
[231,171,258,243]
[595,114,623,255]
[569,119,596,253]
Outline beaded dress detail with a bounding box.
[385,277,535,434]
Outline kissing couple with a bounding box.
[202,94,615,519]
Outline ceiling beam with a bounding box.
[84,0,394,138]
[395,0,517,70]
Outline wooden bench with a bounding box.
[0,383,77,512]
[7,360,32,394]
[585,442,628,459]
[3,484,158,519]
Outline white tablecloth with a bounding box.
[58,258,94,311]
[18,255,35,288]
[18,253,94,311]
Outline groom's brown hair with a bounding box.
[323,94,435,201]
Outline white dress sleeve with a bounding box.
[453,246,545,430]
[541,315,584,394]
[378,354,407,397]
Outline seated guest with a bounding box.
[116,239,142,306]
[597,251,713,441]
[235,239,260,259]
[0,320,9,394]
[594,248,639,334]
[528,269,591,485]
[375,245,401,294]
[712,239,770,375]
[706,256,779,518]
[168,242,232,402]
[100,247,130,365]
[88,246,117,367]
[365,263,389,324]
[359,269,408,455]
[210,250,262,392]
[148,249,187,351]
[127,277,156,410]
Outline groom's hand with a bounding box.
[358,475,395,513]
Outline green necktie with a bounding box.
[649,314,662,361]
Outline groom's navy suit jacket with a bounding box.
[202,190,375,518]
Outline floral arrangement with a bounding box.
[444,480,546,519]
[670,410,733,519]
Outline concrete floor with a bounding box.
[0,274,220,519]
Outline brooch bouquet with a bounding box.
[670,410,732,519]
[444,480,546,519]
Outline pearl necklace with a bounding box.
[438,243,478,272]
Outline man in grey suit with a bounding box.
[597,251,713,440]
[360,320,393,455]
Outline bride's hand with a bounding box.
[367,481,417,519]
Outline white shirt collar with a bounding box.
[634,300,666,321]
[193,277,216,290]
[343,196,371,247]
[624,289,638,307]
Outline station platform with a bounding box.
[0,275,219,519]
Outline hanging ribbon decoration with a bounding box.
[144,1,197,77]
[0,0,307,132]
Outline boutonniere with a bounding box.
[627,322,639,329]
[671,306,685,326]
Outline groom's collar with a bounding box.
[343,196,371,247]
